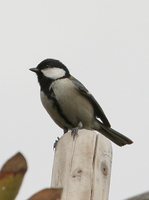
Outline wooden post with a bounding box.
[51,130,112,200]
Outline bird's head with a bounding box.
[30,59,70,81]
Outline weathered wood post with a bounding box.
[51,130,112,200]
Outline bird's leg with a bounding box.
[53,137,60,150]
[71,122,83,139]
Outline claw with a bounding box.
[71,122,83,140]
[71,127,79,139]
[53,137,60,149]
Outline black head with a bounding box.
[30,59,70,80]
[30,59,70,91]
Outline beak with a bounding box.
[29,68,39,73]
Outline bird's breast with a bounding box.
[51,78,94,127]
[52,78,76,99]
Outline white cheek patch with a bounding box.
[41,67,66,79]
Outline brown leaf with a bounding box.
[1,152,27,174]
[29,188,63,200]
[0,152,27,200]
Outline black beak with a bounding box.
[29,68,39,73]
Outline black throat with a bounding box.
[37,73,53,95]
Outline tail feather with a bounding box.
[96,123,133,147]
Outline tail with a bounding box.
[95,121,133,147]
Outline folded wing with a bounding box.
[70,76,111,128]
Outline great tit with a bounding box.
[30,59,133,147]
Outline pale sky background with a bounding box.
[0,0,149,199]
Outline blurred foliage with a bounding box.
[0,153,62,200]
[28,188,63,200]
[0,152,27,200]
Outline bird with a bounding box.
[30,59,133,147]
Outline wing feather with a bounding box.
[70,76,111,127]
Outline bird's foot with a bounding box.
[71,122,83,140]
[71,127,79,139]
[53,137,60,149]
